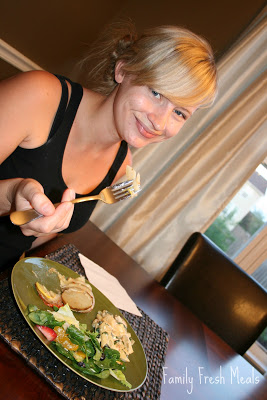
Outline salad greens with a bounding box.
[27,304,132,388]
[27,309,64,328]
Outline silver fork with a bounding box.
[10,180,140,226]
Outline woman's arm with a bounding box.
[0,71,75,235]
[0,71,60,213]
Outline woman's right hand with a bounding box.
[12,178,75,237]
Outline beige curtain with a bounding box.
[91,9,267,280]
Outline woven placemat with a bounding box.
[0,244,169,400]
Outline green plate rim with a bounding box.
[11,257,147,392]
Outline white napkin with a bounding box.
[79,253,142,317]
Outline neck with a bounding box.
[77,87,121,151]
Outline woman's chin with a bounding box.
[126,134,156,148]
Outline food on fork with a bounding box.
[10,172,141,226]
[125,165,141,196]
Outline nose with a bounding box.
[147,106,171,132]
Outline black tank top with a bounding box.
[0,75,128,269]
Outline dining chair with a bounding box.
[160,232,267,355]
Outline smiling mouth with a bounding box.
[135,118,161,139]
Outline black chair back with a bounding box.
[161,232,267,355]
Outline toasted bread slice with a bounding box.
[61,287,95,313]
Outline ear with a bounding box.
[115,61,125,83]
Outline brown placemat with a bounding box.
[0,244,169,399]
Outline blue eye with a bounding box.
[151,90,160,99]
[174,109,186,119]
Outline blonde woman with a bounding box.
[0,22,217,269]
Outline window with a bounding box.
[205,163,267,262]
[204,161,267,372]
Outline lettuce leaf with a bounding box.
[109,369,132,388]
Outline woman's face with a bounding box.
[112,70,198,148]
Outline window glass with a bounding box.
[205,163,267,259]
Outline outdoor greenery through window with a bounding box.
[204,162,267,352]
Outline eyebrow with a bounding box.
[165,94,196,117]
[178,107,193,117]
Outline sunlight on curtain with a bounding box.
[91,9,267,280]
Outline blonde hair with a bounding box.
[82,21,217,108]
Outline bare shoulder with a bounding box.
[0,71,62,161]
[0,70,61,97]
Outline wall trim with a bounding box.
[234,224,267,275]
[0,39,43,71]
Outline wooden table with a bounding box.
[0,221,266,400]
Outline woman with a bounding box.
[0,23,217,269]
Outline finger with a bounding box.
[19,186,75,237]
[30,192,55,216]
[51,201,74,229]
[50,188,75,228]
[61,188,76,202]
[17,179,55,216]
[21,200,74,236]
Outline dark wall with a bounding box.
[0,0,265,81]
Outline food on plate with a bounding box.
[92,310,134,362]
[35,272,95,313]
[126,165,141,197]
[51,303,81,329]
[61,289,94,312]
[57,273,95,313]
[35,282,63,308]
[36,324,57,341]
[27,304,133,388]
